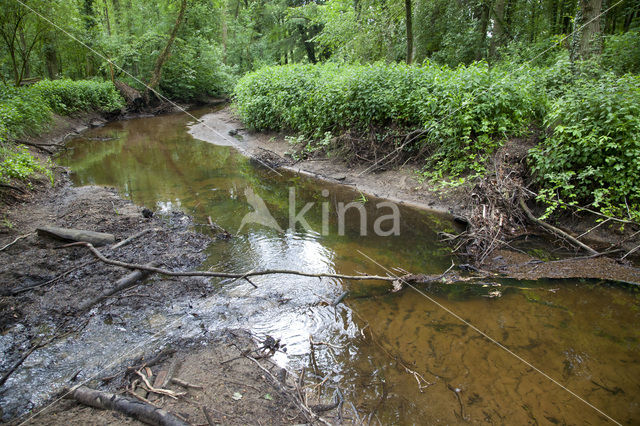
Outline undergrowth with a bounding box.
[234,60,640,221]
[0,79,124,188]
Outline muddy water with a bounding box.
[53,108,640,424]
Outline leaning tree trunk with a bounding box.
[405,0,413,64]
[144,0,187,104]
[571,0,603,62]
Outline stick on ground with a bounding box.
[72,386,189,426]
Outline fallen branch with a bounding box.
[519,197,598,255]
[0,232,34,252]
[14,139,64,148]
[77,261,160,311]
[7,228,159,296]
[72,386,189,426]
[38,226,115,246]
[61,241,407,283]
[12,140,54,154]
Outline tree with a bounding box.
[144,0,188,102]
[571,0,603,61]
[405,0,413,64]
[0,1,46,85]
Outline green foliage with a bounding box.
[32,79,124,114]
[234,62,545,179]
[0,79,122,186]
[601,30,640,75]
[0,146,53,185]
[0,79,124,143]
[159,38,235,101]
[529,74,640,221]
[0,83,51,142]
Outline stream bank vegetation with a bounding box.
[234,40,640,263]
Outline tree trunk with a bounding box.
[475,1,491,61]
[405,0,413,64]
[489,0,505,58]
[18,29,30,80]
[144,0,187,103]
[571,0,603,62]
[43,33,58,79]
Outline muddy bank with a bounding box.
[191,107,640,281]
[40,330,323,425]
[0,177,331,424]
[189,107,467,217]
[0,110,323,424]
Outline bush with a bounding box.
[0,79,123,186]
[0,83,51,143]
[530,74,640,221]
[234,62,545,178]
[32,79,124,114]
[601,30,640,75]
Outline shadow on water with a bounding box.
[38,107,640,423]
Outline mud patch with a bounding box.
[42,331,307,425]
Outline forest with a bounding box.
[1,0,640,222]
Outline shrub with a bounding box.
[32,79,124,114]
[234,62,545,179]
[0,83,51,143]
[530,74,640,221]
[601,30,640,75]
[1,79,123,187]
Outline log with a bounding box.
[72,386,189,426]
[77,262,160,311]
[115,80,143,111]
[37,226,115,246]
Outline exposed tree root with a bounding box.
[519,197,598,255]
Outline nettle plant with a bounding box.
[530,74,640,221]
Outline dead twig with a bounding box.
[622,243,640,260]
[0,232,34,252]
[135,370,186,399]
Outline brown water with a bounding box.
[56,108,640,424]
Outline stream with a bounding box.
[9,107,640,423]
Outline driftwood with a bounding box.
[38,226,115,246]
[77,261,160,312]
[519,197,598,255]
[72,386,189,426]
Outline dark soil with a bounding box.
[40,331,313,426]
